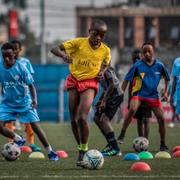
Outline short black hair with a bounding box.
[11,39,22,48]
[1,42,14,51]
[142,42,154,48]
[90,19,107,29]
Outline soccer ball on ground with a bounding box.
[83,149,104,170]
[133,137,149,152]
[1,142,21,161]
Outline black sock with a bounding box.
[105,132,119,150]
[119,129,125,138]
[160,141,166,146]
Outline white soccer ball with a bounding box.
[1,142,21,161]
[83,149,104,170]
[133,137,149,152]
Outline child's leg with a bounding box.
[30,122,50,149]
[77,89,95,147]
[143,118,149,139]
[0,122,25,146]
[118,99,141,141]
[24,123,34,144]
[68,89,81,146]
[152,106,168,150]
[137,118,143,137]
[5,121,15,142]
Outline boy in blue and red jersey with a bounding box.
[118,43,170,151]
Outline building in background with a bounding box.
[76,2,180,65]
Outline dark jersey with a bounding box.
[100,66,121,95]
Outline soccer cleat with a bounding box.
[48,150,59,161]
[117,136,124,144]
[76,150,87,168]
[160,145,169,152]
[101,144,111,153]
[29,144,41,152]
[102,147,122,157]
[14,137,26,147]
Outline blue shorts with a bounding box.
[176,101,180,115]
[0,103,40,123]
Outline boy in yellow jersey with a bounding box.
[51,19,111,167]
[5,40,41,152]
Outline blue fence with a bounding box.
[33,64,70,122]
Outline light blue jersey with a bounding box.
[172,57,180,114]
[17,57,34,75]
[0,60,40,122]
[0,61,33,110]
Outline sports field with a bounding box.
[0,123,180,179]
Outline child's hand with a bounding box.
[161,91,168,102]
[96,71,104,81]
[31,99,37,108]
[62,54,72,64]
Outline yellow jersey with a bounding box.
[63,37,111,81]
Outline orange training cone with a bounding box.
[172,146,180,153]
[173,150,180,158]
[20,146,32,153]
[56,150,68,158]
[131,162,151,172]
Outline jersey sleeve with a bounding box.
[63,38,81,55]
[171,59,178,77]
[161,64,170,81]
[124,65,137,82]
[23,66,34,85]
[26,60,34,75]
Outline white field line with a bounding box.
[1,175,180,179]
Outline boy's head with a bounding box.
[11,40,22,58]
[1,42,15,67]
[88,19,107,48]
[132,49,141,64]
[141,43,154,63]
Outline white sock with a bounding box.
[14,134,22,141]
[46,146,52,154]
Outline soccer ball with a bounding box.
[83,149,104,170]
[133,137,149,152]
[1,142,21,161]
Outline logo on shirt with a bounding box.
[140,73,145,79]
[155,72,160,75]
[14,75,19,80]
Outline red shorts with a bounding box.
[131,96,162,107]
[65,74,99,97]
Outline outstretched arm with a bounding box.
[51,44,72,64]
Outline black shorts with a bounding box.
[94,93,123,120]
[134,105,152,119]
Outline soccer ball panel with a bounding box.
[1,142,21,161]
[133,137,149,152]
[83,149,104,170]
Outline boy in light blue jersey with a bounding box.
[0,43,58,161]
[170,57,180,118]
[4,40,41,152]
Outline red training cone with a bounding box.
[20,146,32,153]
[172,146,180,153]
[56,150,68,158]
[173,150,180,158]
[131,162,151,172]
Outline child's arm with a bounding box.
[51,44,72,64]
[97,64,108,81]
[170,77,176,105]
[29,84,38,108]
